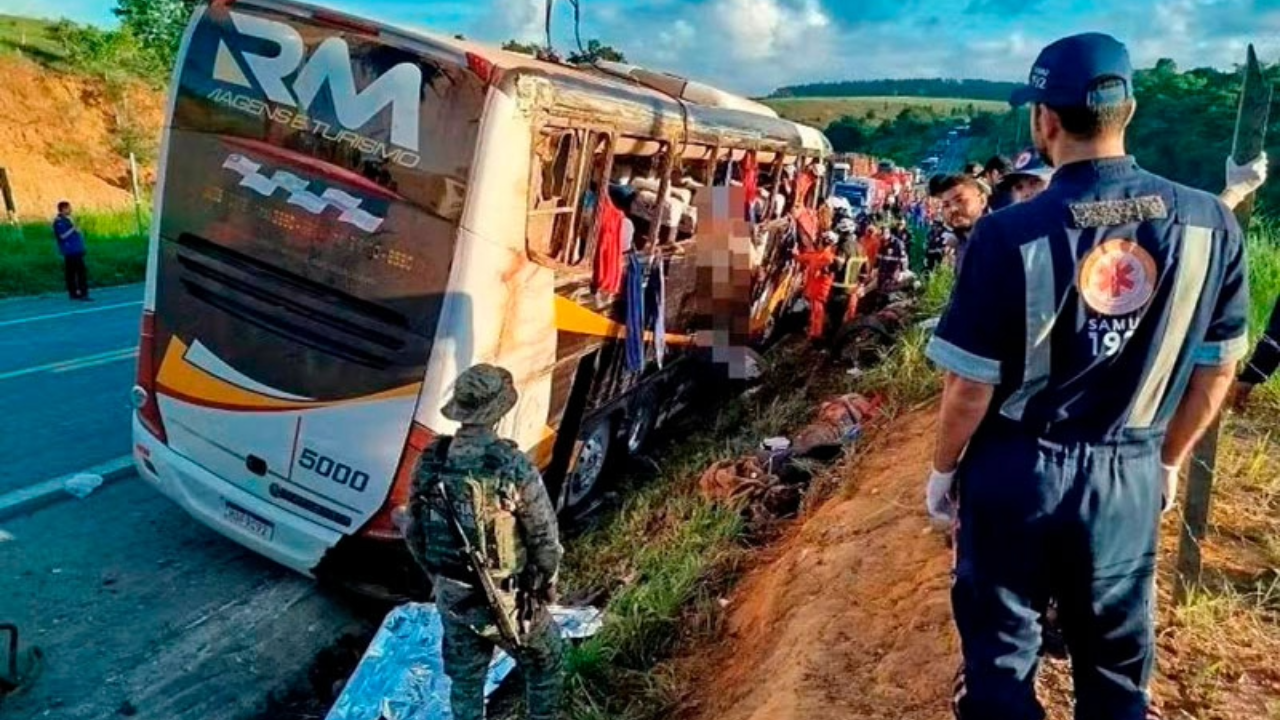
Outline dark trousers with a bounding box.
[63,254,88,299]
[952,422,1161,720]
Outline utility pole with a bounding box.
[1175,44,1272,602]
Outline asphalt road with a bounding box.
[0,286,373,720]
[0,285,141,493]
[939,135,972,175]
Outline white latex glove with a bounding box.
[926,467,958,523]
[1225,152,1268,198]
[1161,462,1180,515]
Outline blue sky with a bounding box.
[4,0,1279,95]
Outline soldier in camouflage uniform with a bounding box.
[403,364,565,720]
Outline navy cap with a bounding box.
[1010,33,1134,108]
[1006,147,1054,182]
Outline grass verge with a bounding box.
[0,209,148,297]
[558,344,829,720]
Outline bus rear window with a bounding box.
[172,3,485,219]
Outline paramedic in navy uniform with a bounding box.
[923,33,1250,720]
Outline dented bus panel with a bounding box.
[133,0,828,593]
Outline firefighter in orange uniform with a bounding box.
[796,231,838,341]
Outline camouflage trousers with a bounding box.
[434,576,565,720]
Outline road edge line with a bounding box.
[0,455,137,522]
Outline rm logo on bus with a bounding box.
[213,11,422,152]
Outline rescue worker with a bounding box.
[404,364,564,720]
[832,218,869,325]
[878,222,910,287]
[796,232,838,341]
[990,148,1056,211]
[925,33,1250,720]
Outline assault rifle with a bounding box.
[433,478,524,648]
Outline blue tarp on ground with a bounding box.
[326,603,603,720]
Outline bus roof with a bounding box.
[226,0,831,158]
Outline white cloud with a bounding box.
[710,0,831,60]
[457,0,1280,98]
[485,0,545,43]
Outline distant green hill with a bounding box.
[770,78,1021,102]
[763,96,1007,130]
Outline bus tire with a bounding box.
[564,415,613,511]
[625,387,659,455]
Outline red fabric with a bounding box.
[742,152,759,220]
[795,208,820,245]
[593,192,624,294]
[793,168,816,212]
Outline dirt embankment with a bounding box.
[678,401,1280,720]
[0,55,163,218]
[680,406,960,720]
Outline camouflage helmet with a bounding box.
[442,364,519,425]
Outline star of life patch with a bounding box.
[1078,239,1158,316]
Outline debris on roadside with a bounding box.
[698,393,881,525]
[698,456,801,523]
[63,474,104,499]
[325,603,603,720]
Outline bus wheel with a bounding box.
[626,389,658,455]
[565,417,612,510]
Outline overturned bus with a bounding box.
[131,0,831,592]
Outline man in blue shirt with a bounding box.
[53,201,91,301]
[924,34,1249,720]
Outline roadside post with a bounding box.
[1175,44,1272,602]
[129,152,145,238]
[0,167,20,241]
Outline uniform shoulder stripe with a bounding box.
[1069,196,1168,228]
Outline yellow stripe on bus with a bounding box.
[155,338,419,412]
[553,295,696,346]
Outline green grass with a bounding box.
[762,96,1006,130]
[0,209,149,297]
[0,14,69,69]
[1247,218,1280,340]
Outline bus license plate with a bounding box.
[224,502,274,541]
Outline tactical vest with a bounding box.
[411,436,526,585]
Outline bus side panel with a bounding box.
[414,82,558,456]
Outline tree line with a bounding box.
[771,78,1021,101]
[50,0,195,84]
[823,59,1280,211]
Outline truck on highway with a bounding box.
[831,177,876,212]
[831,161,851,184]
[131,0,830,592]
